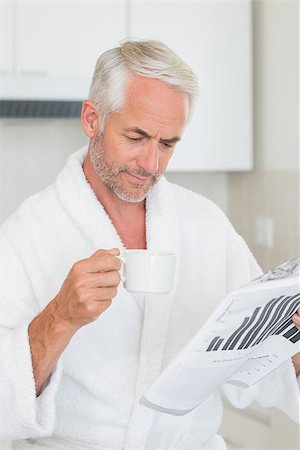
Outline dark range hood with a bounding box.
[0,100,82,118]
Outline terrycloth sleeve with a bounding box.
[222,358,299,423]
[0,236,62,439]
[222,227,300,423]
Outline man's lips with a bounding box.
[125,172,150,185]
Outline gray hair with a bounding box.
[88,39,199,132]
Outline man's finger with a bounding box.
[88,255,122,273]
[78,271,121,288]
[74,251,121,274]
[92,248,120,256]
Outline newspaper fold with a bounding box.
[140,257,300,415]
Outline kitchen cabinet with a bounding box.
[0,0,13,75]
[130,0,253,171]
[1,0,253,171]
[0,0,127,101]
[15,0,127,80]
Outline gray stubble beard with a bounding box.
[89,132,161,203]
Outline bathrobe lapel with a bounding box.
[55,148,126,253]
[123,177,181,450]
[135,177,180,399]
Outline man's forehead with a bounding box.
[122,76,189,122]
[117,105,186,138]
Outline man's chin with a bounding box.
[113,189,148,203]
[117,180,155,201]
[112,178,154,202]
[103,174,159,203]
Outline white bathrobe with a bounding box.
[0,148,299,450]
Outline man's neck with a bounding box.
[82,155,146,249]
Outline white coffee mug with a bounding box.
[118,250,176,294]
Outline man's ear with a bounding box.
[81,100,100,138]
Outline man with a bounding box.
[0,39,299,450]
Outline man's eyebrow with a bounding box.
[125,127,181,144]
[160,136,181,144]
[127,128,151,138]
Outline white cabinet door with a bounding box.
[16,0,127,81]
[0,0,13,75]
[130,0,253,171]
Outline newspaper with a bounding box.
[140,257,300,416]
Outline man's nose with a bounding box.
[137,140,159,174]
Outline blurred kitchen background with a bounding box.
[0,0,299,449]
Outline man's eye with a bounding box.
[128,136,143,142]
[161,142,173,149]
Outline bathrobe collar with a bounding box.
[55,147,180,396]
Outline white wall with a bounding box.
[0,119,87,223]
[228,0,299,271]
[0,442,11,450]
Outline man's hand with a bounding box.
[28,248,121,395]
[51,248,121,329]
[291,307,300,376]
